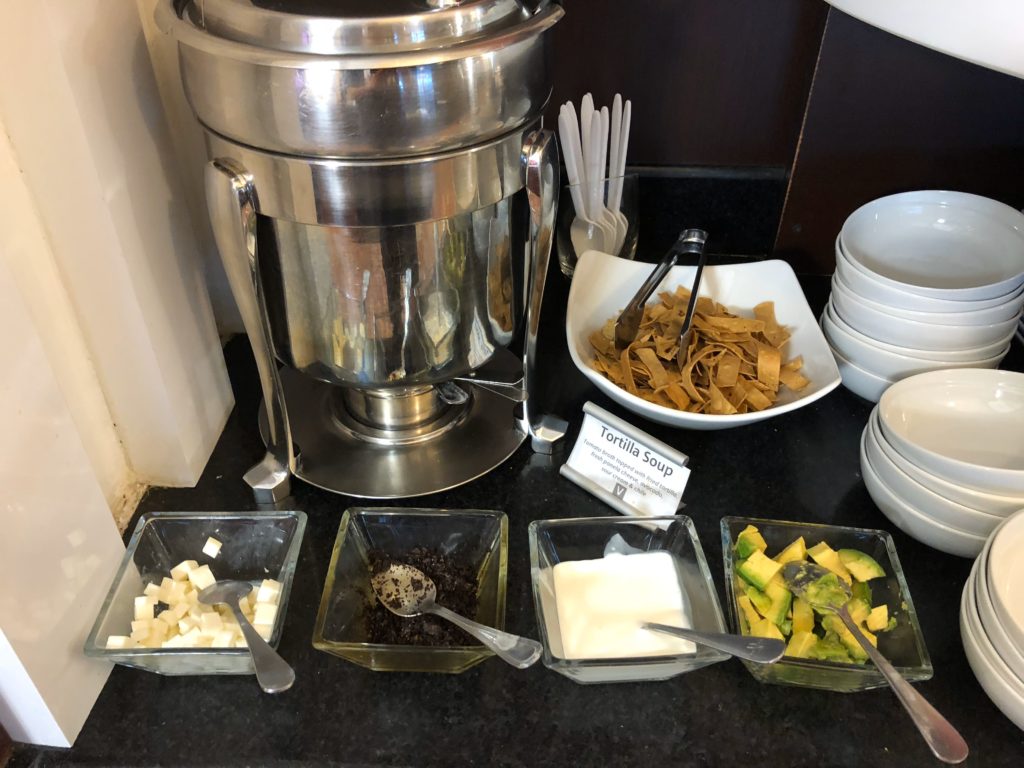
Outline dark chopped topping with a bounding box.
[365,547,480,646]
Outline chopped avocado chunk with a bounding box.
[750,617,785,641]
[735,525,768,558]
[792,598,814,635]
[737,550,782,591]
[886,616,898,632]
[737,595,761,631]
[866,604,889,632]
[810,637,853,664]
[745,586,772,617]
[807,541,853,584]
[847,598,871,626]
[785,630,818,659]
[778,619,792,636]
[838,549,886,582]
[774,536,807,566]
[802,572,850,611]
[763,577,792,626]
[851,580,872,605]
[822,615,869,661]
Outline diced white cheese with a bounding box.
[234,636,249,648]
[211,629,235,648]
[157,609,177,627]
[143,582,160,598]
[199,612,223,633]
[177,627,202,647]
[130,627,149,643]
[177,618,194,635]
[188,564,216,592]
[255,579,281,605]
[134,596,156,621]
[105,635,133,649]
[170,559,199,582]
[252,603,278,627]
[162,633,186,648]
[172,602,189,620]
[254,625,272,641]
[131,619,151,634]
[202,537,222,559]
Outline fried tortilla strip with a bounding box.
[634,347,672,389]
[756,344,781,392]
[715,352,741,388]
[662,383,691,410]
[779,367,810,391]
[754,301,790,348]
[745,385,774,411]
[707,382,738,415]
[620,348,637,395]
[706,316,766,334]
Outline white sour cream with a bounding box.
[552,550,695,659]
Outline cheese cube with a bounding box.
[177,627,202,647]
[134,596,156,621]
[131,619,151,634]
[185,588,199,606]
[202,537,222,559]
[162,633,185,648]
[255,579,281,605]
[234,636,249,648]
[188,564,216,592]
[199,612,223,633]
[177,618,194,635]
[254,625,272,641]
[193,635,214,648]
[211,629,235,648]
[130,627,149,643]
[253,603,277,627]
[157,609,177,627]
[170,559,199,582]
[143,582,160,598]
[172,602,189,620]
[105,635,133,649]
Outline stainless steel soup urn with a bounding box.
[156,0,566,501]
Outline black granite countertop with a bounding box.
[13,268,1024,768]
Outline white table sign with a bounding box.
[560,402,691,517]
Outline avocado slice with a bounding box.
[838,549,886,582]
[735,525,768,559]
[763,576,792,627]
[792,598,814,635]
[745,586,772,617]
[847,598,871,626]
[807,541,852,584]
[774,535,807,565]
[866,604,889,632]
[822,615,869,661]
[737,550,782,591]
[737,594,762,631]
[785,630,818,659]
[810,637,853,664]
[750,617,785,641]
[851,580,872,605]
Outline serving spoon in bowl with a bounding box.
[781,562,968,764]
[370,562,543,669]
[643,622,784,663]
[199,580,295,694]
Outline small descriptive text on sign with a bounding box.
[560,402,691,517]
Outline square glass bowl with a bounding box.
[528,515,729,684]
[84,510,306,675]
[313,507,507,673]
[721,516,932,691]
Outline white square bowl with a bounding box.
[566,251,841,430]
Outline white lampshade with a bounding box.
[826,0,1024,80]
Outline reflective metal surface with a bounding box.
[343,386,445,430]
[190,0,527,54]
[204,159,293,502]
[158,0,562,157]
[257,197,522,387]
[204,129,527,227]
[261,368,526,497]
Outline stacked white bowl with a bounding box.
[859,369,1024,558]
[960,510,1024,731]
[822,191,1024,402]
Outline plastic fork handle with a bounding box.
[427,604,542,669]
[836,608,968,764]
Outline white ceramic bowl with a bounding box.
[822,302,1008,381]
[835,239,1024,313]
[831,275,1021,351]
[827,336,893,402]
[864,416,1003,537]
[961,575,1024,730]
[825,300,1016,362]
[566,251,841,429]
[841,191,1024,300]
[869,409,1024,516]
[834,261,1024,326]
[974,530,1024,684]
[878,370,1024,496]
[860,431,986,557]
[987,511,1024,656]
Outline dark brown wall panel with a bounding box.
[777,10,1024,274]
[546,1,827,167]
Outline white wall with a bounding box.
[0,0,239,746]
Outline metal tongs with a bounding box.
[613,229,709,354]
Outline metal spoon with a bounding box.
[781,562,968,765]
[643,622,785,663]
[370,562,543,669]
[614,228,709,351]
[199,581,295,694]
